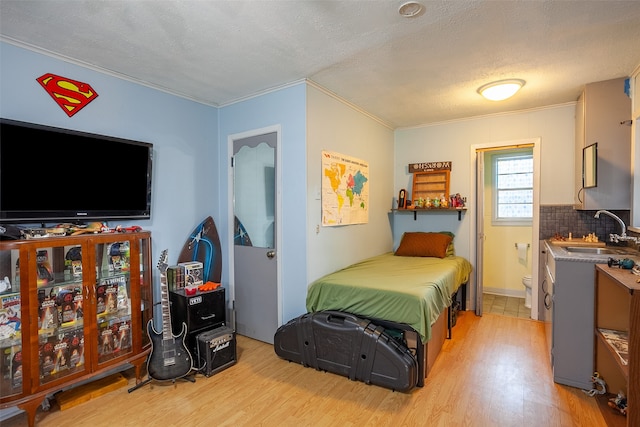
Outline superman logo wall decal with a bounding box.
[37,73,98,117]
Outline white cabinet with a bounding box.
[574,77,631,210]
[545,242,600,390]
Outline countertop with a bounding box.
[545,240,640,263]
[595,263,640,292]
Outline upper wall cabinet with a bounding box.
[574,77,631,210]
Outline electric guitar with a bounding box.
[146,249,193,381]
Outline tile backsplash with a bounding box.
[539,205,633,243]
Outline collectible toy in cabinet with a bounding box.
[38,288,58,333]
[0,292,21,340]
[1,345,22,392]
[64,246,83,279]
[36,249,54,286]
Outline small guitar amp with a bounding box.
[195,326,237,377]
[170,288,226,355]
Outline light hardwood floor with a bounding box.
[3,312,607,426]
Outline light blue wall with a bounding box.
[0,41,219,291]
[218,83,307,323]
[394,105,575,260]
[305,85,395,283]
[1,43,323,327]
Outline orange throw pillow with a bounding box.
[395,232,453,258]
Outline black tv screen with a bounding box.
[1,118,153,223]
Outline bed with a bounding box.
[305,231,472,384]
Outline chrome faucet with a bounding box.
[594,210,638,243]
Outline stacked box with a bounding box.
[167,265,184,291]
[97,316,131,358]
[38,289,58,334]
[56,285,82,326]
[1,346,11,383]
[64,246,83,280]
[38,331,77,378]
[106,242,130,272]
[66,330,84,368]
[178,261,203,287]
[116,279,130,316]
[36,249,54,287]
[39,335,58,379]
[0,293,21,340]
[96,276,126,317]
[1,345,22,391]
[100,242,131,273]
[11,347,22,390]
[112,318,132,353]
[98,319,115,357]
[51,335,70,375]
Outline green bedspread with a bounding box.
[306,252,472,343]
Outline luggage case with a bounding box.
[274,310,418,392]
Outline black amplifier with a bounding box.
[170,288,226,357]
[195,326,237,377]
[170,287,226,335]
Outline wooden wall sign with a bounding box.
[408,161,452,173]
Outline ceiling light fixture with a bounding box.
[477,79,526,101]
[398,1,425,18]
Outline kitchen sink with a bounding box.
[564,246,639,256]
[564,246,617,254]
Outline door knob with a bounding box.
[266,250,276,259]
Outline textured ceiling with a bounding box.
[2,0,640,128]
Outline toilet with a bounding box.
[522,274,532,308]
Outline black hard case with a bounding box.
[274,310,418,392]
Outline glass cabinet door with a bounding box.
[37,244,85,385]
[95,240,134,365]
[0,247,22,398]
[138,237,152,350]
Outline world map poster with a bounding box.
[321,150,369,226]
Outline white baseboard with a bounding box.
[483,287,526,299]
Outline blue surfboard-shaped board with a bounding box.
[233,216,253,247]
[177,216,222,283]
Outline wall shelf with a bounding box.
[411,170,450,203]
[392,208,467,221]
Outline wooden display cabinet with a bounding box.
[0,232,153,426]
[411,170,450,204]
[594,265,639,427]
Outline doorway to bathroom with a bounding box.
[472,138,540,320]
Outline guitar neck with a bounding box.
[159,270,173,341]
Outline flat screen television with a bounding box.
[1,118,153,224]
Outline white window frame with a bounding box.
[492,153,533,226]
